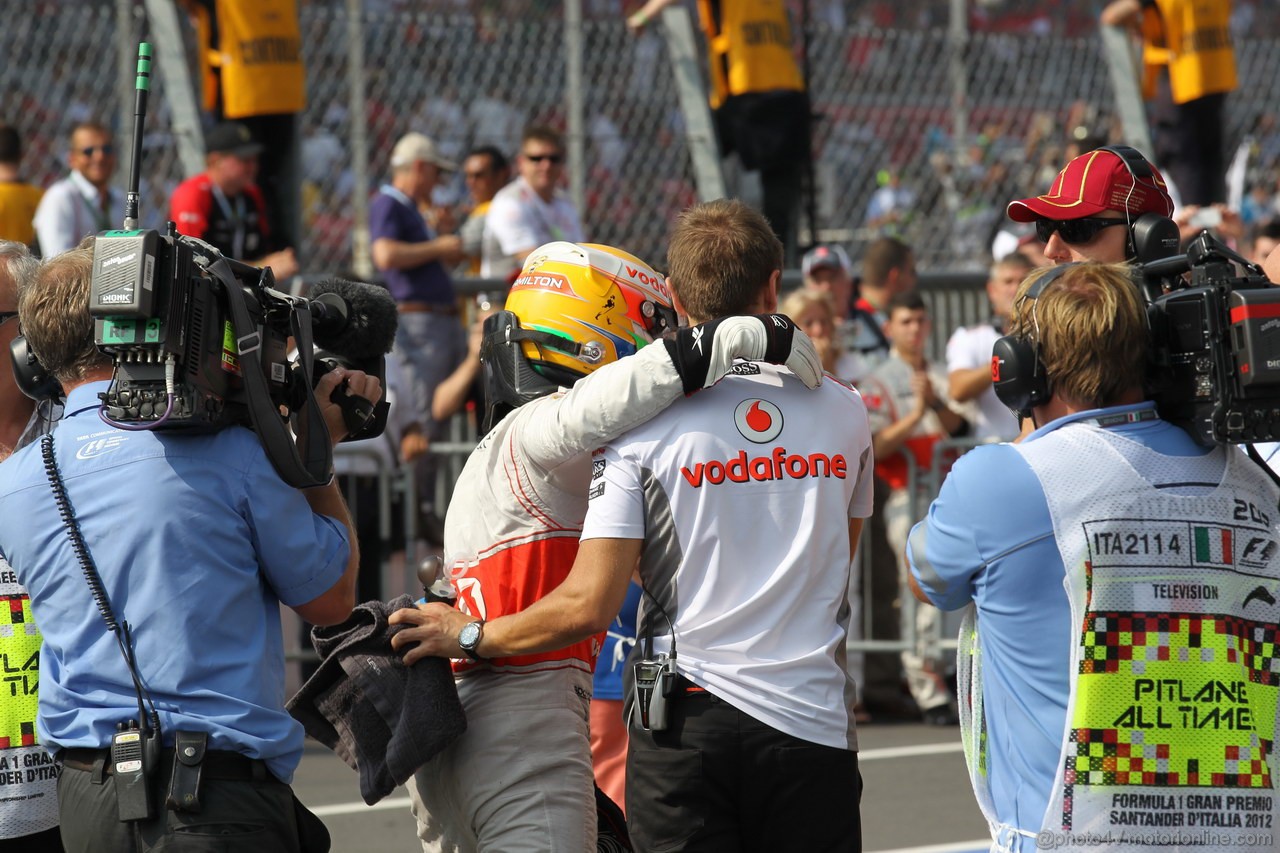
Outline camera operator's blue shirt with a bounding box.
[0,382,349,783]
[906,402,1214,844]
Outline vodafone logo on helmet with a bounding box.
[734,398,783,444]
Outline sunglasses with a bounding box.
[524,153,563,164]
[0,311,18,327]
[464,170,492,179]
[77,144,115,157]
[1035,217,1127,245]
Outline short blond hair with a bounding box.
[667,199,780,321]
[1008,262,1147,408]
[780,288,837,327]
[18,245,110,386]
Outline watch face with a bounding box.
[459,621,482,650]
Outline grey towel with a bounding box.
[287,595,466,804]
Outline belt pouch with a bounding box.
[166,730,208,813]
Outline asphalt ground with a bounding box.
[289,721,991,853]
[283,551,991,852]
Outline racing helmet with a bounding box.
[482,241,677,428]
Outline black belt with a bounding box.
[59,748,273,782]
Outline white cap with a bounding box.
[390,132,458,171]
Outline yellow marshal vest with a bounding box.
[198,0,306,118]
[1141,0,1236,105]
[696,0,803,110]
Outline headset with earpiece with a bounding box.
[991,264,1075,419]
[1095,144,1180,265]
[10,333,63,402]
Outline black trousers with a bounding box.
[56,757,321,853]
[1155,92,1228,206]
[626,680,862,852]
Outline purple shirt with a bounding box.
[369,185,454,304]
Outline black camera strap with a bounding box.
[205,256,332,488]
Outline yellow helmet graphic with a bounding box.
[482,242,677,425]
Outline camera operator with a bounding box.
[906,262,1280,852]
[0,245,381,852]
[1007,146,1174,265]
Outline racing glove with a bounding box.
[663,314,824,396]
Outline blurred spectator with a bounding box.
[781,287,866,382]
[370,132,466,544]
[0,126,43,249]
[946,253,1031,443]
[481,126,583,280]
[801,243,855,315]
[300,115,348,193]
[431,296,498,428]
[32,122,123,257]
[457,146,510,277]
[865,167,916,234]
[185,0,307,247]
[852,235,919,720]
[859,291,968,726]
[850,236,917,370]
[1248,218,1280,267]
[169,121,299,278]
[590,582,641,814]
[0,241,61,852]
[1101,0,1236,206]
[628,0,809,263]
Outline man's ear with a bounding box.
[762,269,780,314]
[670,284,689,324]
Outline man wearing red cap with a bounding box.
[1006,146,1175,266]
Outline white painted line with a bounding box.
[871,842,988,853]
[308,741,966,819]
[308,742,966,819]
[860,740,965,761]
[310,796,413,817]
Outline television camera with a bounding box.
[1143,230,1280,447]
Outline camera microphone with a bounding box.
[308,279,399,361]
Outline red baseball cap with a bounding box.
[1007,148,1173,223]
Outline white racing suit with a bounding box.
[409,342,688,853]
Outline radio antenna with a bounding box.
[123,42,151,231]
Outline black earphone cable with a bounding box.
[41,434,160,737]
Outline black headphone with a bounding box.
[991,264,1075,418]
[10,334,63,402]
[1095,144,1180,264]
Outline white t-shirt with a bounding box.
[945,322,1019,442]
[32,171,125,257]
[480,177,584,279]
[582,363,875,750]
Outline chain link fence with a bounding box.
[4,1,1279,274]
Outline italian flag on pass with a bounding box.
[1193,525,1233,565]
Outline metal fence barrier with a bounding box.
[5,3,1279,277]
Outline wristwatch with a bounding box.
[458,620,486,662]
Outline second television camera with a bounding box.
[1143,230,1280,446]
[88,225,397,487]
